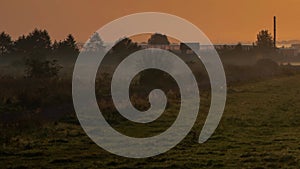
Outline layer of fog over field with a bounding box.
[2,27,300,169]
[1,29,300,79]
[1,29,300,125]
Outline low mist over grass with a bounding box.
[1,30,300,168]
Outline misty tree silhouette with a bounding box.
[14,28,52,57]
[256,30,274,50]
[148,33,170,45]
[111,37,141,58]
[84,32,105,52]
[53,34,79,57]
[0,32,13,56]
[1,29,79,78]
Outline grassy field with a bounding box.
[1,75,300,168]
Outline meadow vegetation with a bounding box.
[1,30,300,168]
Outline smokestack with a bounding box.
[274,16,276,48]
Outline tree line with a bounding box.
[0,28,276,78]
[0,29,79,78]
[0,29,79,57]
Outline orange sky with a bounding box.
[1,0,300,44]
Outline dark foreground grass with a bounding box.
[1,75,300,168]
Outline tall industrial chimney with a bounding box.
[274,16,276,48]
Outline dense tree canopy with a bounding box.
[0,29,82,78]
[148,33,170,45]
[256,30,273,50]
[53,34,79,56]
[14,29,52,56]
[112,37,141,56]
[0,32,13,56]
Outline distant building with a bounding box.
[214,45,235,50]
[291,44,300,55]
[279,44,300,57]
[279,48,297,57]
[139,42,200,54]
[214,44,254,51]
[241,45,255,51]
[140,43,181,51]
[291,44,300,49]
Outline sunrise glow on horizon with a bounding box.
[1,0,300,44]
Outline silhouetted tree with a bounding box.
[112,37,141,56]
[148,33,170,45]
[64,34,79,53]
[53,34,79,57]
[14,28,51,57]
[0,32,13,56]
[84,32,105,52]
[12,29,64,78]
[256,30,273,50]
